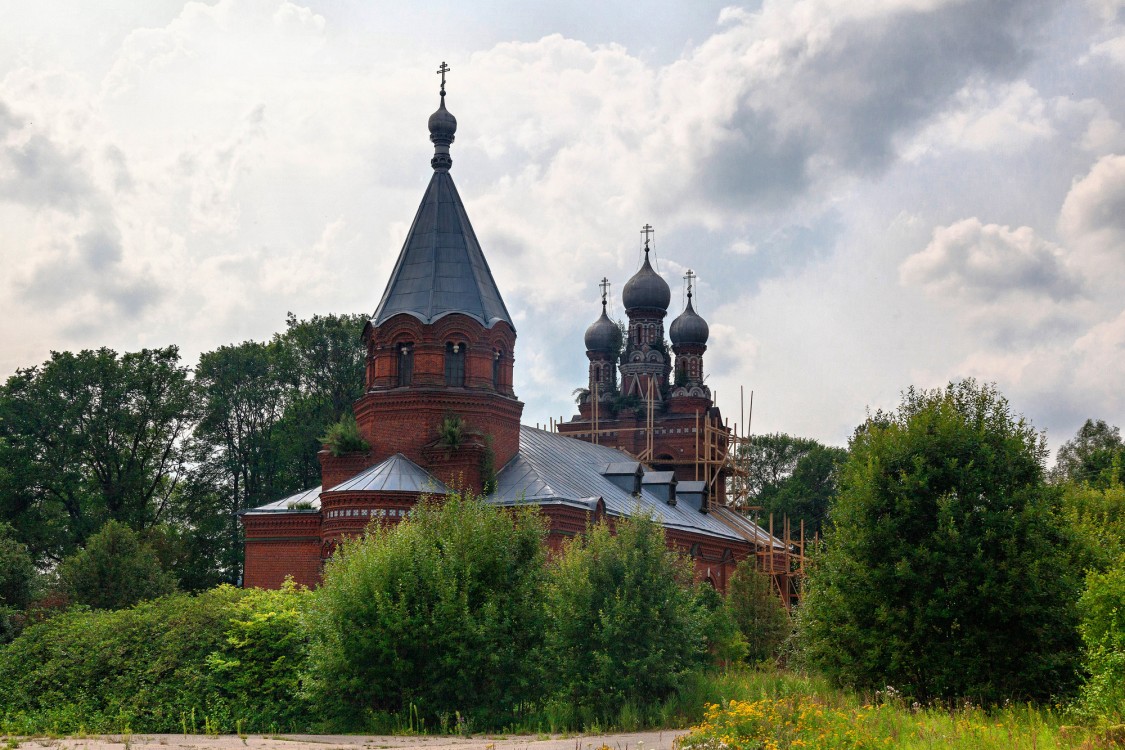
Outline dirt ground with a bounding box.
[8,730,688,750]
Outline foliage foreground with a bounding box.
[676,674,1115,750]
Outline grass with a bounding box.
[674,671,1115,750]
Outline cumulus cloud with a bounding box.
[901,218,1082,302]
[1059,153,1125,251]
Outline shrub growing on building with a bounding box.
[304,493,548,730]
[543,514,707,724]
[801,380,1081,703]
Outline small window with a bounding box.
[397,343,414,386]
[493,349,502,390]
[445,341,465,386]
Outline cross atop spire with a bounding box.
[640,223,654,252]
[436,61,451,97]
[599,277,611,308]
[684,269,696,299]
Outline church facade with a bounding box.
[241,78,789,597]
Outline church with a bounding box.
[241,70,790,597]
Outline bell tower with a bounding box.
[352,64,523,491]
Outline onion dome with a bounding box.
[585,304,621,353]
[669,292,709,346]
[622,248,671,312]
[428,97,457,144]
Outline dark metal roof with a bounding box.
[371,170,513,329]
[622,249,670,312]
[241,485,322,514]
[328,453,449,494]
[670,295,709,345]
[487,427,778,544]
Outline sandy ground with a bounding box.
[6,730,688,750]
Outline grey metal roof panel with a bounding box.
[372,171,513,329]
[328,453,449,495]
[603,461,641,475]
[486,427,753,543]
[242,485,322,514]
[677,481,707,493]
[642,471,677,484]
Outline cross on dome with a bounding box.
[436,61,450,96]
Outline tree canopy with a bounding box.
[802,380,1081,703]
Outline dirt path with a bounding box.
[8,730,688,750]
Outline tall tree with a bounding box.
[734,433,846,537]
[195,340,289,580]
[270,312,367,492]
[802,380,1082,703]
[1053,418,1124,488]
[0,347,195,563]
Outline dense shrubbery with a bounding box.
[543,514,708,725]
[0,584,313,734]
[56,520,179,610]
[1076,558,1125,723]
[726,560,789,664]
[802,380,1082,703]
[305,494,548,730]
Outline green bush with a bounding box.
[801,380,1082,703]
[56,520,178,610]
[318,412,370,456]
[543,514,707,724]
[727,560,790,664]
[305,493,547,730]
[0,584,315,734]
[1077,559,1125,722]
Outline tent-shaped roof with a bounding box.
[371,169,512,329]
[328,452,449,495]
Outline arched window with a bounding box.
[493,349,503,390]
[445,341,465,386]
[397,343,414,386]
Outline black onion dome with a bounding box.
[621,252,670,312]
[585,307,621,353]
[670,296,709,345]
[428,97,457,143]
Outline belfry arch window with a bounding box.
[445,341,465,386]
[493,349,503,390]
[397,343,414,386]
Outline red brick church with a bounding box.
[241,73,788,595]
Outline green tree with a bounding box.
[270,312,367,492]
[0,522,35,610]
[56,520,177,610]
[305,493,547,729]
[801,380,1081,703]
[735,433,846,536]
[544,514,707,721]
[726,560,789,664]
[0,347,196,563]
[1053,418,1124,488]
[1061,479,1125,572]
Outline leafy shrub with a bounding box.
[319,412,369,456]
[543,514,707,723]
[802,380,1082,702]
[0,584,315,734]
[0,523,35,610]
[305,492,547,729]
[694,583,748,666]
[1077,559,1125,722]
[726,560,789,664]
[56,520,178,610]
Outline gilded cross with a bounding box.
[436,61,451,96]
[599,276,611,306]
[684,269,696,298]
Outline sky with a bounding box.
[2,0,1124,457]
